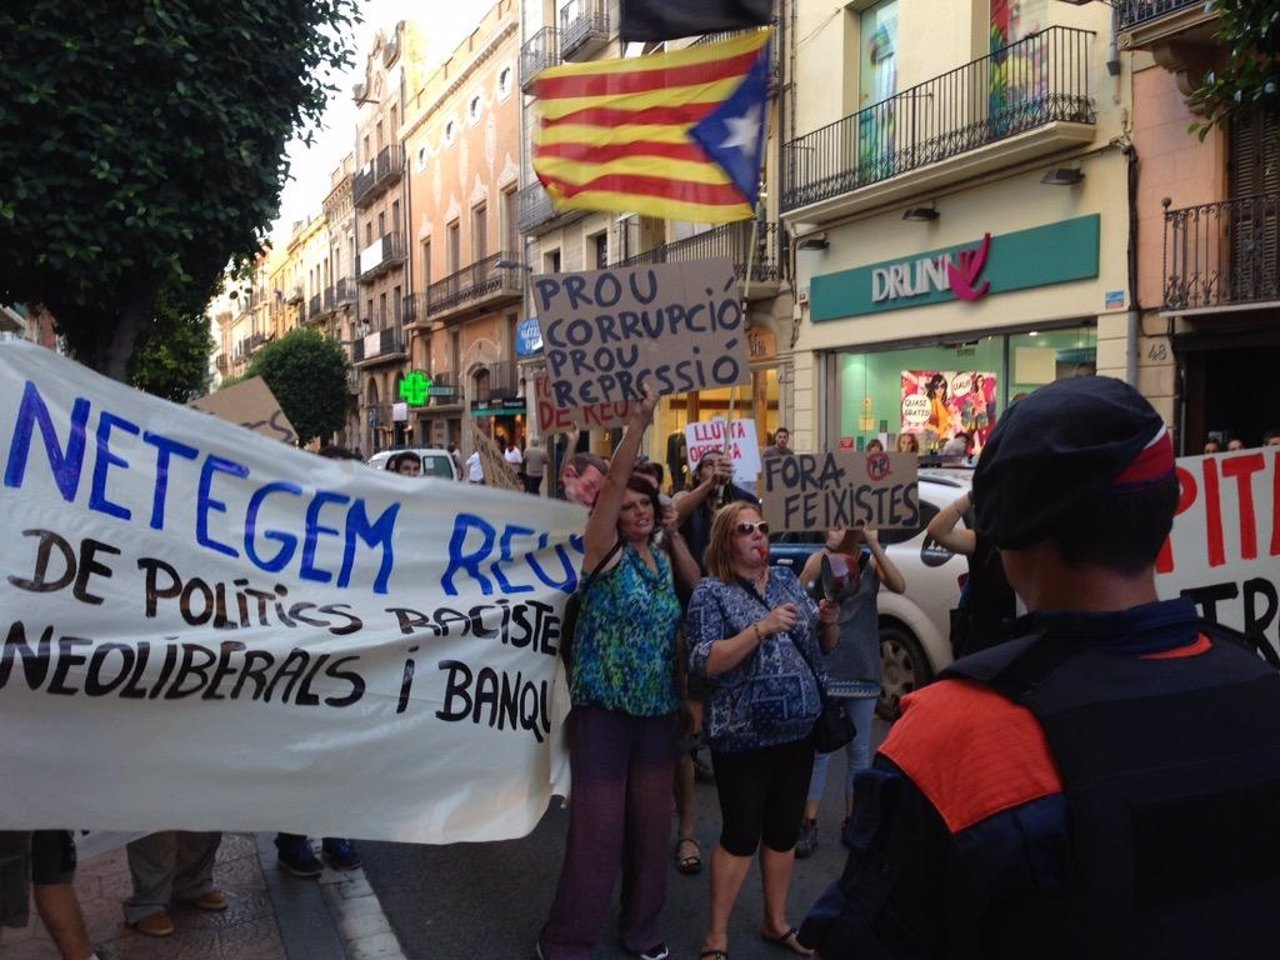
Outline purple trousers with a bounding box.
[539,706,678,959]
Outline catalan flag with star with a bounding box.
[532,30,771,223]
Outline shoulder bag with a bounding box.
[559,538,624,677]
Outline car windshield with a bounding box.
[422,455,454,478]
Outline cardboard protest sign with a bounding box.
[533,372,634,434]
[762,452,920,531]
[0,341,583,843]
[532,258,751,410]
[1157,449,1279,657]
[189,376,297,444]
[685,418,762,484]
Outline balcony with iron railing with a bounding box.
[782,26,1096,222]
[353,145,405,208]
[517,180,585,236]
[1162,194,1280,314]
[470,361,520,405]
[425,370,461,406]
[307,293,323,322]
[352,325,409,365]
[521,26,561,92]
[334,277,356,305]
[1117,0,1217,49]
[560,0,610,61]
[402,293,429,327]
[617,221,786,298]
[358,232,407,283]
[426,251,526,320]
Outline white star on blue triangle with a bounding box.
[689,40,770,207]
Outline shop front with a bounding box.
[793,183,1129,455]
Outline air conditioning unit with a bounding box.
[353,82,367,103]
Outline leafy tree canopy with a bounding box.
[246,328,350,446]
[127,297,216,403]
[1190,0,1280,135]
[0,0,359,378]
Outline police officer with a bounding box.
[799,376,1280,959]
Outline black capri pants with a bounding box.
[711,738,814,856]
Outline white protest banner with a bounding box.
[685,418,761,484]
[761,452,920,532]
[189,376,297,444]
[1158,449,1279,655]
[533,258,751,410]
[0,341,585,843]
[533,372,634,434]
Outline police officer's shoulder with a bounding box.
[879,679,1063,835]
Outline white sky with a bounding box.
[269,1,481,247]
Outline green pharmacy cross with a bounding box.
[400,370,432,406]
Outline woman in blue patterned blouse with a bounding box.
[686,503,839,960]
[539,385,698,960]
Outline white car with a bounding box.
[769,468,973,719]
[366,447,461,481]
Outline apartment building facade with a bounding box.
[786,0,1127,457]
[404,0,525,452]
[1121,1,1278,451]
[319,153,361,448]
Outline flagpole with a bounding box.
[727,193,764,456]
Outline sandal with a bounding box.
[675,836,702,875]
[761,926,812,957]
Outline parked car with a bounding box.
[365,448,461,481]
[769,468,973,719]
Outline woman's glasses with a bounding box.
[735,521,770,536]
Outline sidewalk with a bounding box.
[3,834,405,960]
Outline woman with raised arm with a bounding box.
[539,384,685,960]
[686,503,839,960]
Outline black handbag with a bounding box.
[559,539,624,676]
[793,623,856,754]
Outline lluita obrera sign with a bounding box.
[533,258,752,409]
[762,452,920,531]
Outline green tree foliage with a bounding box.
[246,328,350,446]
[127,301,216,403]
[0,1,359,379]
[1190,0,1280,135]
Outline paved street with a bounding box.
[363,720,888,960]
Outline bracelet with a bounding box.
[752,622,763,644]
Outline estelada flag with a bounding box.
[532,30,770,224]
[620,0,772,42]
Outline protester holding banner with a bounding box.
[675,451,760,572]
[539,385,685,960]
[0,831,100,960]
[686,503,839,960]
[794,524,905,860]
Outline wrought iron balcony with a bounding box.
[1118,0,1203,31]
[287,284,304,304]
[352,325,408,365]
[782,26,1095,215]
[471,361,520,404]
[308,293,322,321]
[402,293,428,326]
[617,221,785,294]
[357,232,407,282]
[560,0,609,61]
[521,26,561,92]
[1163,194,1280,313]
[426,251,526,319]
[353,145,405,208]
[517,180,583,236]
[334,277,356,305]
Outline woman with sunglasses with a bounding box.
[686,504,839,960]
[539,384,693,960]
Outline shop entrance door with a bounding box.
[1179,327,1280,451]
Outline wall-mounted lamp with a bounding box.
[902,206,939,222]
[797,234,829,251]
[1041,168,1085,186]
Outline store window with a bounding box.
[828,324,1096,454]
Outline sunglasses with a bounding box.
[735,521,770,536]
